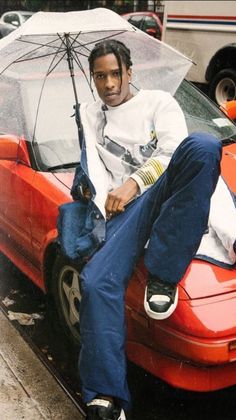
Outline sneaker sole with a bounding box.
[144,286,178,320]
[119,409,126,420]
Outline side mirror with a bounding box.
[0,135,30,165]
[220,100,236,121]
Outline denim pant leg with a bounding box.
[78,132,221,409]
[145,132,222,283]
[78,192,159,410]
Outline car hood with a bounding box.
[180,260,236,299]
[221,143,236,193]
[52,171,74,192]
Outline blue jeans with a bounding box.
[78,133,222,409]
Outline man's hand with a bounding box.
[82,186,91,201]
[105,178,139,219]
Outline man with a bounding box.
[66,40,221,419]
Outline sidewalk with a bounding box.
[0,309,85,420]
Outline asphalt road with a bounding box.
[0,253,236,420]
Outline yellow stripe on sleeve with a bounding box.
[133,158,164,187]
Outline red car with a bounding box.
[122,11,163,40]
[0,72,236,393]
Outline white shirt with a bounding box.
[83,89,188,192]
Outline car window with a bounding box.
[175,80,236,140]
[128,15,143,29]
[3,13,20,25]
[143,16,161,36]
[2,14,11,24]
[144,16,158,30]
[21,13,33,23]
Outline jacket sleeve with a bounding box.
[130,92,188,194]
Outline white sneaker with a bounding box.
[86,398,126,419]
[144,275,178,320]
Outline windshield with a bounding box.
[175,80,236,140]
[0,74,235,172]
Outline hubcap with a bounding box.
[215,77,236,105]
[58,265,81,342]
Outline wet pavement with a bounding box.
[0,253,236,420]
[0,310,83,419]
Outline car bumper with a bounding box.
[126,339,236,392]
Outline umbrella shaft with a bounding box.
[65,34,79,106]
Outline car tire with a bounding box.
[51,254,83,346]
[209,68,236,105]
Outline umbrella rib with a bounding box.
[14,37,67,63]
[71,30,127,52]
[66,32,91,54]
[66,35,87,72]
[0,38,66,74]
[15,50,66,63]
[70,46,95,100]
[57,30,128,58]
[70,48,92,86]
[0,39,57,75]
[17,37,66,52]
[57,32,90,60]
[67,34,90,60]
[3,30,128,69]
[46,51,68,76]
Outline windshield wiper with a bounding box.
[221,135,236,145]
[47,161,80,171]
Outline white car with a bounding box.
[0,10,34,28]
[0,21,15,38]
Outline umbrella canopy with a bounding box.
[0,8,192,170]
[0,8,192,92]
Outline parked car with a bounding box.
[0,10,34,27]
[122,11,162,39]
[0,64,235,393]
[0,21,15,38]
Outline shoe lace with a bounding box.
[148,278,176,301]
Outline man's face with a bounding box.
[92,53,132,107]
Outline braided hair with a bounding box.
[88,39,132,83]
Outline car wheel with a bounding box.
[51,254,83,346]
[209,68,236,105]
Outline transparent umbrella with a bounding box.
[0,8,192,170]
